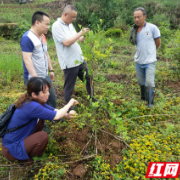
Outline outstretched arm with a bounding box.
[53,99,78,120]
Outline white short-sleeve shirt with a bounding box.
[52,18,84,69]
[134,22,161,64]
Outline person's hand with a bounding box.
[49,72,54,81]
[81,28,89,36]
[66,110,78,119]
[69,99,79,106]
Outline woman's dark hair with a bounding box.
[15,77,50,108]
[32,11,49,26]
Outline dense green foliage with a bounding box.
[104,29,123,38]
[166,30,180,65]
[1,0,180,40]
[75,0,180,30]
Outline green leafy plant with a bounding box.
[80,22,112,98]
[11,21,30,40]
[165,29,180,67]
[104,28,123,38]
[158,22,173,56]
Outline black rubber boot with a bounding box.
[91,97,99,102]
[147,87,155,108]
[140,85,146,101]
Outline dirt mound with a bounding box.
[110,154,123,168]
[113,99,123,105]
[52,125,126,178]
[73,164,87,178]
[106,74,127,83]
[168,81,180,92]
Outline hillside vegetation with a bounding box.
[0,0,180,180]
[1,0,180,30]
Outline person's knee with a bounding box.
[146,79,154,87]
[137,77,145,86]
[2,145,17,161]
[40,131,49,144]
[137,81,145,86]
[136,73,145,86]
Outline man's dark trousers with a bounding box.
[63,62,94,105]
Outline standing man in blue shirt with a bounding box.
[20,11,58,132]
[133,7,161,108]
[52,5,98,112]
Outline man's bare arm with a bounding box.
[155,38,161,49]
[22,51,37,77]
[46,51,53,70]
[62,28,89,47]
[46,51,54,80]
[78,36,85,42]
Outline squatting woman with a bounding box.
[2,77,78,162]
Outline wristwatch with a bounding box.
[49,70,54,72]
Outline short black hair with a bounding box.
[32,11,49,25]
[134,7,146,15]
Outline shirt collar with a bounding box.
[58,18,69,26]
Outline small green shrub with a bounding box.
[151,14,170,27]
[158,22,173,56]
[11,21,30,40]
[114,14,126,28]
[165,30,180,63]
[104,28,122,38]
[123,49,131,55]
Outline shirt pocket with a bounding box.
[144,31,153,40]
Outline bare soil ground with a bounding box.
[168,80,180,92]
[53,126,126,178]
[106,74,127,83]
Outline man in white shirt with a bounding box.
[52,5,97,111]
